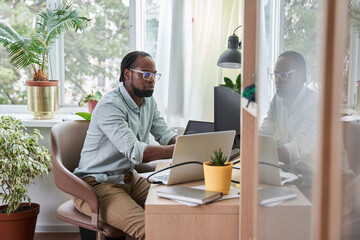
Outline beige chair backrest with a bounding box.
[51,120,90,172]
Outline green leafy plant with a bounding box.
[210,148,228,166]
[78,90,103,107]
[74,112,92,120]
[221,73,241,94]
[0,116,52,214]
[0,1,90,81]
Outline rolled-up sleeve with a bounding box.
[150,103,177,145]
[95,100,148,165]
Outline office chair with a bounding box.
[51,120,126,240]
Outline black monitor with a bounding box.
[214,86,241,148]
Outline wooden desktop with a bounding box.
[144,162,311,240]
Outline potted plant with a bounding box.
[220,73,241,94]
[78,90,103,114]
[0,2,90,119]
[0,116,52,240]
[203,148,233,195]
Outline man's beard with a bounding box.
[131,81,154,98]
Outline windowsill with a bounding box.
[0,113,84,128]
[0,105,88,128]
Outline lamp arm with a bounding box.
[233,25,243,35]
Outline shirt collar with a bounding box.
[288,86,307,110]
[119,84,147,109]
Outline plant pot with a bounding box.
[0,203,40,240]
[203,162,233,195]
[87,100,98,114]
[26,80,59,119]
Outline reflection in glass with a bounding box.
[257,0,321,239]
[341,2,360,239]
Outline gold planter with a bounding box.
[26,80,59,119]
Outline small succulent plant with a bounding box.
[210,148,228,166]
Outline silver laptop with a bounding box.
[148,130,236,185]
[259,135,299,186]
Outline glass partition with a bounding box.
[257,0,322,239]
[341,1,360,239]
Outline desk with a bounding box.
[144,163,311,240]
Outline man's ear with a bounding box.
[124,68,131,82]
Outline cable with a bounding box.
[259,161,303,182]
[146,161,203,184]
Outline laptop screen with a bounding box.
[183,120,214,135]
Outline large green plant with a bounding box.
[0,116,52,214]
[0,1,90,81]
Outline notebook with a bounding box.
[157,186,222,204]
[147,130,236,185]
[258,186,298,205]
[259,135,299,186]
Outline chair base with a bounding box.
[79,227,126,240]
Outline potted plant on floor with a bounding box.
[203,148,233,195]
[0,115,52,240]
[0,2,90,119]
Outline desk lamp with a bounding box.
[217,26,242,69]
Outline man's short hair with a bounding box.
[119,51,152,82]
[278,51,307,83]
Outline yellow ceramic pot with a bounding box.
[203,162,233,195]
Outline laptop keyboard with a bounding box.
[229,148,240,160]
[155,175,169,181]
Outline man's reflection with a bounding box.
[260,51,318,199]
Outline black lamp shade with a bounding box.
[217,34,241,69]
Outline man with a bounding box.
[73,51,177,240]
[259,51,319,196]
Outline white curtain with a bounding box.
[258,0,271,126]
[155,0,240,128]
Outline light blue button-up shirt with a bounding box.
[74,84,176,184]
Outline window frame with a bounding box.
[0,0,142,114]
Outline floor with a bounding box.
[34,233,81,240]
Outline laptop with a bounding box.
[147,130,236,185]
[183,120,214,135]
[259,135,299,186]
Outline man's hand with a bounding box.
[142,144,175,163]
[277,146,290,164]
[168,135,177,145]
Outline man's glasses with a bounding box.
[130,69,161,81]
[270,69,297,81]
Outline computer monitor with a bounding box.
[214,86,241,148]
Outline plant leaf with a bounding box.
[75,112,92,120]
[224,77,234,88]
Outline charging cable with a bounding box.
[259,161,303,183]
[146,161,203,184]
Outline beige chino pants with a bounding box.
[73,172,150,240]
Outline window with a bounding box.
[0,0,160,109]
[0,0,46,105]
[63,0,130,105]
